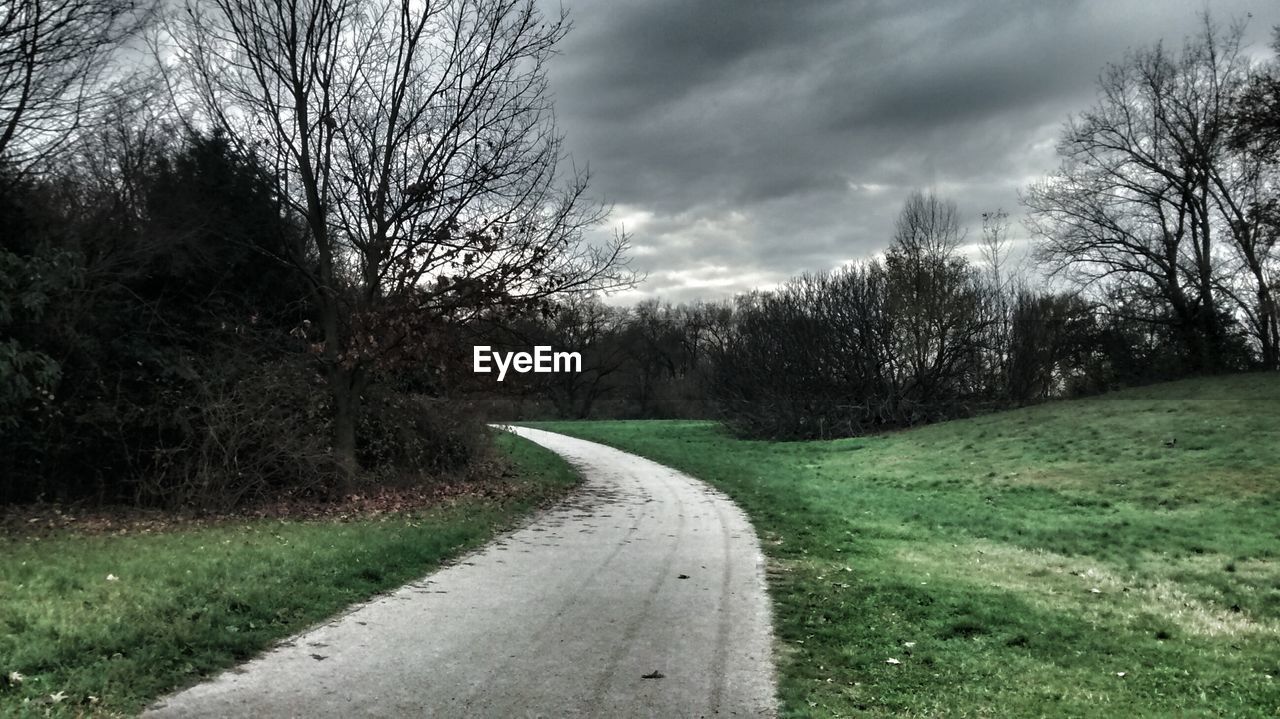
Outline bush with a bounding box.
[358,392,487,479]
[138,359,347,509]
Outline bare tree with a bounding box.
[1025,16,1273,370]
[524,294,628,419]
[980,209,1013,393]
[1226,26,1280,368]
[0,0,151,166]
[626,299,684,416]
[892,189,964,262]
[979,209,1012,292]
[1232,26,1280,160]
[885,191,985,404]
[167,0,634,470]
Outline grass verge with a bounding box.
[534,374,1280,718]
[0,430,578,717]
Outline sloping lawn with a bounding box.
[535,374,1280,718]
[0,432,578,717]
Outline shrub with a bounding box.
[357,391,487,479]
[138,359,347,509]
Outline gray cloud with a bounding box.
[542,0,1280,304]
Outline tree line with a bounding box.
[2,7,1276,504]
[479,18,1280,439]
[474,191,1207,439]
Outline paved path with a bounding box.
[145,426,776,718]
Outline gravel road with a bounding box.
[145,425,776,718]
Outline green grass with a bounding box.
[0,431,579,717]
[533,374,1280,718]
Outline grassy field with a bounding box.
[535,374,1280,718]
[0,431,578,717]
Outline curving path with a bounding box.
[145,426,777,718]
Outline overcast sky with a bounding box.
[537,0,1280,304]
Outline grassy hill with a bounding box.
[534,374,1280,718]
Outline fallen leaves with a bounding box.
[0,476,530,539]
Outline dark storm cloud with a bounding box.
[541,0,1280,303]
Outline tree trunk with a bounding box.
[328,365,366,482]
[1261,288,1279,370]
[1194,186,1222,372]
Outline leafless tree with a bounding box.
[979,209,1012,292]
[626,299,685,415]
[1226,26,1280,368]
[167,0,635,470]
[1025,17,1275,369]
[979,209,1013,393]
[0,0,152,167]
[884,191,987,404]
[892,189,964,262]
[536,295,629,419]
[1232,26,1280,161]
